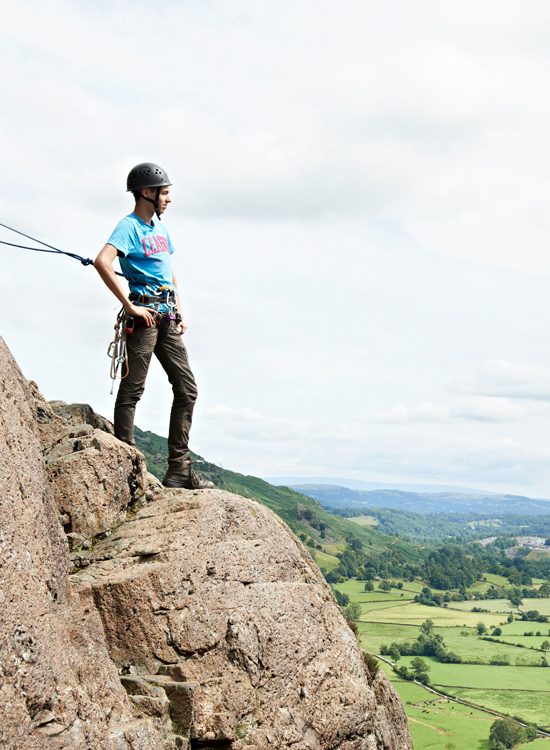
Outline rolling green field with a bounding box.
[449,688,550,728]
[335,580,550,749]
[397,656,550,691]
[360,601,506,628]
[356,622,546,665]
[489,634,548,649]
[449,598,550,616]
[379,661,494,750]
[499,620,550,636]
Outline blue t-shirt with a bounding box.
[107,213,175,309]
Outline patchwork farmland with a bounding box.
[334,578,550,749]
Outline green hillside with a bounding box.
[134,427,422,573]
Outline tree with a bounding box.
[489,654,510,666]
[410,657,430,677]
[415,671,430,685]
[525,724,538,741]
[521,610,549,623]
[493,627,502,636]
[345,602,362,621]
[420,619,435,636]
[509,588,523,609]
[388,644,401,662]
[424,544,478,589]
[541,640,550,653]
[489,718,528,749]
[346,534,364,553]
[332,589,349,607]
[364,581,374,592]
[476,622,487,635]
[363,652,379,682]
[507,613,514,623]
[379,579,392,592]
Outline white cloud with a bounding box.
[472,360,550,401]
[380,403,451,423]
[5,1,550,496]
[379,396,543,425]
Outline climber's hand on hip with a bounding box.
[127,304,156,327]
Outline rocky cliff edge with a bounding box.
[0,337,411,750]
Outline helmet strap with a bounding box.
[139,187,162,221]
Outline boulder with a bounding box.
[73,488,412,749]
[49,400,115,434]
[44,426,147,538]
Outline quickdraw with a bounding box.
[107,309,129,394]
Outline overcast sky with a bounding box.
[3,1,550,496]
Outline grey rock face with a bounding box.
[0,336,411,750]
[73,488,411,749]
[45,426,146,538]
[0,339,164,749]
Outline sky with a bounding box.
[3,0,550,496]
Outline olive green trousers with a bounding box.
[114,318,198,468]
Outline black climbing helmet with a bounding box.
[126,162,171,192]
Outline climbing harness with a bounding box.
[129,285,178,317]
[106,287,180,393]
[0,221,125,276]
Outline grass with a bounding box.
[378,662,494,750]
[358,623,545,665]
[449,597,550,616]
[449,688,550,729]
[340,577,550,747]
[481,573,510,587]
[519,598,550,616]
[311,549,339,571]
[359,602,506,628]
[489,633,549,649]
[449,599,519,613]
[398,656,550,691]
[500,620,550,636]
[334,579,414,601]
[349,515,378,526]
[526,549,550,561]
[452,635,543,664]
[322,542,346,555]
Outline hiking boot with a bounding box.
[162,463,214,490]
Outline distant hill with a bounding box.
[133,428,423,573]
[289,484,550,516]
[265,476,488,494]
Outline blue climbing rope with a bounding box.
[0,221,124,276]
